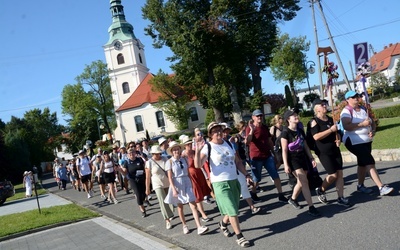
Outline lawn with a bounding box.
[6,182,47,202]
[0,204,99,238]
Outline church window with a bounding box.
[155,111,165,127]
[189,107,199,121]
[122,82,130,94]
[139,54,143,64]
[117,54,125,64]
[134,115,144,132]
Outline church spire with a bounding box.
[106,0,136,45]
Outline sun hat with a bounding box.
[166,141,184,155]
[149,145,163,154]
[78,150,85,155]
[180,135,192,145]
[283,110,296,121]
[252,109,263,116]
[345,90,360,99]
[23,171,28,176]
[158,137,167,146]
[220,122,232,131]
[207,122,222,135]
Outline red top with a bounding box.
[246,124,272,160]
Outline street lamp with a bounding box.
[305,61,316,93]
[97,118,104,140]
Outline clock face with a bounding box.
[114,41,122,50]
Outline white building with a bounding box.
[103,0,207,145]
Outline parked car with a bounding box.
[0,180,15,205]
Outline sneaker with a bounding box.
[251,207,261,215]
[316,187,328,204]
[357,184,373,194]
[100,194,106,199]
[337,197,352,207]
[251,192,261,203]
[236,237,250,248]
[197,226,209,235]
[203,198,212,204]
[87,193,92,199]
[218,222,232,237]
[166,220,172,230]
[78,187,81,192]
[379,185,394,196]
[201,217,211,222]
[113,199,119,204]
[278,194,289,203]
[308,206,321,217]
[183,225,189,234]
[256,185,264,193]
[147,195,153,200]
[288,198,301,209]
[145,200,152,207]
[141,211,147,218]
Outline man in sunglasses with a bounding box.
[246,109,288,203]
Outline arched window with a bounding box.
[139,53,143,64]
[134,115,144,132]
[189,107,199,121]
[117,53,125,64]
[122,82,130,94]
[155,111,165,127]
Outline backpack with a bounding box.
[306,118,324,152]
[337,105,367,139]
[273,127,288,165]
[206,140,233,164]
[77,156,90,165]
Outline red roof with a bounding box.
[116,73,162,112]
[369,42,400,72]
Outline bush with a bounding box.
[373,104,400,118]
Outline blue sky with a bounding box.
[1,0,399,125]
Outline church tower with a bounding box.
[103,0,149,110]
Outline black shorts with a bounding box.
[104,172,115,184]
[345,138,375,166]
[97,173,106,185]
[81,174,91,184]
[317,153,343,175]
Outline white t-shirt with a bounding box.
[340,107,372,145]
[200,141,238,183]
[76,156,92,176]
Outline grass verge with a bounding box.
[6,183,47,202]
[0,204,99,238]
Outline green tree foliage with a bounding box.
[303,93,320,108]
[142,0,301,122]
[150,71,192,130]
[61,60,116,151]
[247,90,266,112]
[270,33,310,106]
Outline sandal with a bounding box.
[251,207,261,215]
[218,222,232,237]
[236,237,250,248]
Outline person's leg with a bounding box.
[189,201,203,228]
[196,202,208,219]
[264,157,286,199]
[357,165,367,185]
[335,170,344,197]
[177,204,186,225]
[155,188,174,221]
[250,160,262,196]
[295,169,313,206]
[366,164,384,187]
[322,172,338,192]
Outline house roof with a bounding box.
[369,42,400,72]
[116,73,162,112]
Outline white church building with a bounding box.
[103,0,207,145]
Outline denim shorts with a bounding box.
[250,156,279,183]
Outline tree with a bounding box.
[62,60,116,150]
[284,85,294,109]
[303,93,320,108]
[150,71,192,130]
[270,33,310,106]
[142,0,301,123]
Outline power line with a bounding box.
[0,101,60,113]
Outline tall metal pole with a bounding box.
[315,0,352,91]
[310,0,324,98]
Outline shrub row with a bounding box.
[373,104,400,119]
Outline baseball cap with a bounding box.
[252,109,263,116]
[312,98,328,109]
[283,110,296,121]
[345,90,360,99]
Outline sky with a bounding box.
[1,0,399,125]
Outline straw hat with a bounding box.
[180,135,192,145]
[158,137,167,146]
[166,141,184,155]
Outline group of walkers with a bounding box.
[50,90,394,248]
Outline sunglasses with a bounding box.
[256,115,263,118]
[179,161,184,169]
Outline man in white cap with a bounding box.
[76,150,94,198]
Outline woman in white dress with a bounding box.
[23,171,32,198]
[164,141,209,235]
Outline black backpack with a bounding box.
[273,127,287,165]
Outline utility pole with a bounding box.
[310,0,324,98]
[314,0,352,91]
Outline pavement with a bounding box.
[1,160,400,250]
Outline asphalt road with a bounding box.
[41,161,400,250]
